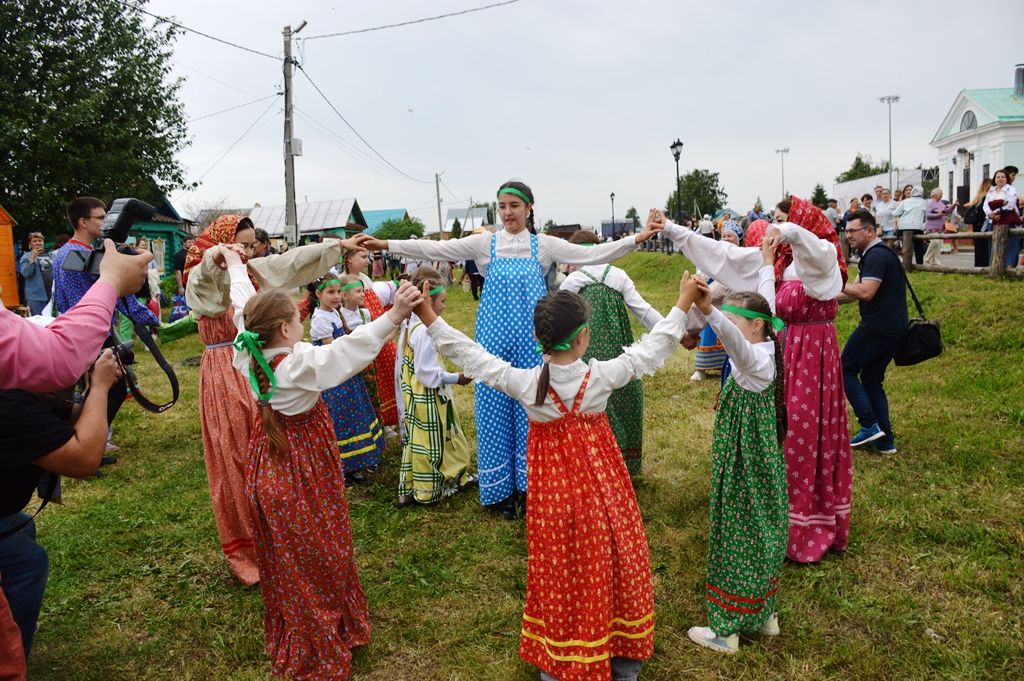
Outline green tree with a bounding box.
[375,217,426,241]
[834,153,890,184]
[625,206,640,232]
[542,218,557,233]
[472,201,495,225]
[0,0,191,239]
[450,217,462,239]
[665,169,727,219]
[810,183,829,208]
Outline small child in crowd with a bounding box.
[221,242,422,680]
[411,271,702,681]
[306,274,386,486]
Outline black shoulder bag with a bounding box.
[893,264,942,366]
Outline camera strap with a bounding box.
[125,316,180,413]
[0,473,59,540]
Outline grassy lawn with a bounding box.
[26,251,1023,680]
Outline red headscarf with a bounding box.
[774,196,848,285]
[744,219,770,247]
[182,214,254,286]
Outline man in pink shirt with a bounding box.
[0,239,154,392]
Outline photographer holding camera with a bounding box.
[51,198,160,459]
[0,349,123,664]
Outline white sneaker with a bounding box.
[690,370,707,381]
[687,626,738,654]
[758,613,780,636]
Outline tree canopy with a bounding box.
[810,183,829,208]
[375,217,426,241]
[0,0,191,239]
[450,217,462,239]
[665,169,727,219]
[625,207,640,232]
[834,154,890,184]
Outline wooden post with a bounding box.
[902,231,914,270]
[990,223,1008,278]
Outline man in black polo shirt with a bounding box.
[0,351,122,659]
[838,209,908,454]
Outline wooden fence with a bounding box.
[883,224,1024,279]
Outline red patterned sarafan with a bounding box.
[246,368,371,680]
[519,371,654,681]
[362,286,400,427]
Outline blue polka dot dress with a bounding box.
[474,232,547,506]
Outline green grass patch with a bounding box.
[26,253,1023,680]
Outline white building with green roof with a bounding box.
[930,65,1024,203]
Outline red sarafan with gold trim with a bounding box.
[519,371,654,680]
[362,286,399,427]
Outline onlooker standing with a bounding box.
[985,168,1021,268]
[838,197,860,261]
[251,228,277,258]
[923,189,955,266]
[861,193,875,216]
[698,214,715,237]
[746,201,765,225]
[873,185,884,203]
[824,198,840,230]
[893,186,927,265]
[173,237,195,296]
[874,188,898,238]
[963,179,993,267]
[838,209,908,454]
[464,258,484,301]
[17,232,52,315]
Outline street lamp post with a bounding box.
[670,139,684,223]
[775,147,790,199]
[610,192,616,235]
[879,95,900,191]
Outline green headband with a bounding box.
[721,305,785,332]
[429,285,445,296]
[317,277,341,291]
[536,322,588,354]
[233,330,277,403]
[341,281,364,291]
[497,187,532,204]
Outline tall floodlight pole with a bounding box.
[670,139,684,223]
[283,19,307,246]
[775,148,790,198]
[879,95,900,191]
[610,192,616,234]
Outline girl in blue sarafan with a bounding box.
[359,184,663,519]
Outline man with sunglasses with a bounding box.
[837,209,908,454]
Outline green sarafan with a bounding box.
[27,252,1023,680]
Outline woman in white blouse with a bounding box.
[984,168,1022,267]
[358,181,662,518]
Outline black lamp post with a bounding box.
[670,139,684,223]
[610,192,616,235]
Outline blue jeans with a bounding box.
[842,325,903,445]
[1006,235,1022,268]
[0,513,49,657]
[27,299,48,316]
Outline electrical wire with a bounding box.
[295,64,432,185]
[439,176,465,203]
[189,93,282,122]
[190,96,280,183]
[119,0,280,61]
[303,0,523,40]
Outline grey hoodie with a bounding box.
[892,186,926,231]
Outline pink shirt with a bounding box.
[1,281,118,392]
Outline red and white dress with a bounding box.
[425,308,687,680]
[359,273,400,428]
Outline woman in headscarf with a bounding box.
[893,186,927,265]
[184,216,345,584]
[656,197,852,563]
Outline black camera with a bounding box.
[61,198,156,277]
[112,339,135,368]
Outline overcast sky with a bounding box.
[153,0,1023,230]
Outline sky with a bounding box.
[152,0,1024,231]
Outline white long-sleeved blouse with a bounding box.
[227,265,397,416]
[384,229,639,278]
[706,308,777,393]
[425,307,686,423]
[684,265,776,335]
[559,265,663,331]
[662,221,842,301]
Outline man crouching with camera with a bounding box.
[0,349,122,664]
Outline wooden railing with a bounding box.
[882,225,1024,279]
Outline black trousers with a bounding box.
[469,274,484,301]
[899,230,926,265]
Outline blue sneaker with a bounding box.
[850,424,885,447]
[872,438,897,455]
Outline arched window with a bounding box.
[960,110,977,132]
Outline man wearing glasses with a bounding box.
[837,209,908,454]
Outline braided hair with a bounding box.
[241,290,295,459]
[723,291,787,446]
[498,180,537,233]
[532,291,589,406]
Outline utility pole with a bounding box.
[283,20,306,247]
[879,95,900,191]
[435,172,444,239]
[775,147,790,199]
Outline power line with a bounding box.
[302,0,524,40]
[439,176,465,203]
[189,93,282,122]
[295,64,432,184]
[191,96,280,183]
[119,0,280,61]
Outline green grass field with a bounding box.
[25,252,1023,680]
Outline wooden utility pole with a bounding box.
[283,20,306,246]
[435,172,444,239]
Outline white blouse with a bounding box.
[340,306,371,331]
[227,265,398,416]
[384,229,639,278]
[559,265,663,331]
[309,307,343,342]
[706,309,777,393]
[983,184,1021,219]
[425,307,686,422]
[662,221,843,301]
[684,266,776,335]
